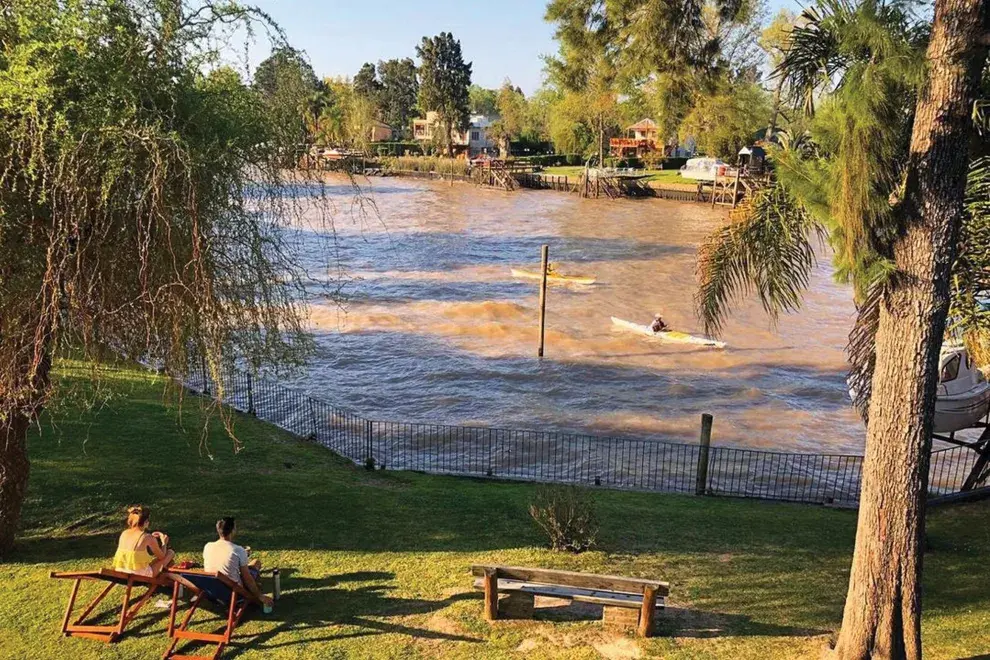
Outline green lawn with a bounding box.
[2,362,988,659]
[542,166,688,186]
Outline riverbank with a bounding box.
[319,157,711,201]
[3,361,989,659]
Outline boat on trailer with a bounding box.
[678,157,729,182]
[934,344,990,433]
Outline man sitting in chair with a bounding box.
[203,516,274,608]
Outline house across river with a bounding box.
[412,111,496,156]
[610,118,661,158]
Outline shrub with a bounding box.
[660,157,689,170]
[528,485,599,552]
[381,156,470,176]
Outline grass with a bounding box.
[2,362,989,659]
[542,166,688,186]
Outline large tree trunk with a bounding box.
[0,413,31,556]
[831,1,987,658]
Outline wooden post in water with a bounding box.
[537,244,549,357]
[696,413,713,495]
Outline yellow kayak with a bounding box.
[511,268,596,285]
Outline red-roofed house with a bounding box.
[610,118,660,157]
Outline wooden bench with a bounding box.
[471,565,668,637]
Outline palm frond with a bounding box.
[696,180,825,337]
[846,282,883,420]
[952,155,990,366]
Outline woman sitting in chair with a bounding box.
[113,505,175,577]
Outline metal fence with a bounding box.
[186,364,989,507]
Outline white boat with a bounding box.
[611,317,727,348]
[934,344,990,433]
[678,157,729,182]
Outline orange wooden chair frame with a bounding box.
[50,568,167,643]
[162,568,263,660]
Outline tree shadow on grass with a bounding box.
[166,571,482,659]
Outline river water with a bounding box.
[284,175,864,454]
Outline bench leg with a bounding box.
[483,568,498,621]
[638,585,658,638]
[498,592,535,619]
[603,605,640,630]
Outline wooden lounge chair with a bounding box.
[162,568,265,660]
[50,568,168,643]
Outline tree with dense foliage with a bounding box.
[696,0,990,656]
[545,0,750,163]
[416,32,472,157]
[353,62,383,105]
[253,46,321,146]
[545,0,622,165]
[468,84,499,116]
[377,58,420,138]
[679,80,771,158]
[0,0,335,554]
[488,81,529,157]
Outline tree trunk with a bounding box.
[831,1,987,658]
[0,412,31,556]
[598,114,605,167]
[765,77,783,142]
[445,118,454,159]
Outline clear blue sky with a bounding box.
[249,0,802,95]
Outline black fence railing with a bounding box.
[184,363,990,507]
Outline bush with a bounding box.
[659,157,689,170]
[614,157,644,169]
[381,156,470,176]
[529,485,599,552]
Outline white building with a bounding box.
[412,111,495,156]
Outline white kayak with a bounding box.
[511,268,596,285]
[611,317,727,348]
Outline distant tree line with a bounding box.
[253,1,803,163]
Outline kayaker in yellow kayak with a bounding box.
[650,314,669,333]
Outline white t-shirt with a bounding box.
[203,539,249,585]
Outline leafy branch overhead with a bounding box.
[695,0,990,416]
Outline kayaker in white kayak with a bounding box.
[650,314,669,334]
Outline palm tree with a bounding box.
[301,82,336,146]
[695,0,990,657]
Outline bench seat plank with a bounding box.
[472,578,665,609]
[470,564,668,597]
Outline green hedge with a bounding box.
[514,154,584,167]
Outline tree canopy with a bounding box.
[417,32,472,156]
[377,58,420,136]
[0,0,335,553]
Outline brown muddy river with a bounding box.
[285,175,863,453]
